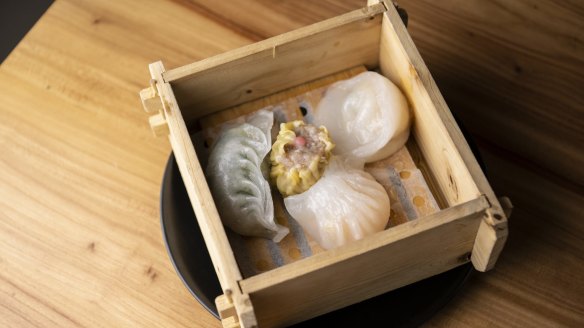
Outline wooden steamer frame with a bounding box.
[139,2,511,327]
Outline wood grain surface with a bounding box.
[0,0,582,327]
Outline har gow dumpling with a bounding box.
[284,157,390,250]
[206,110,289,242]
[314,71,410,163]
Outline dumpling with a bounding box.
[206,110,289,242]
[314,71,410,164]
[284,157,390,250]
[270,120,334,197]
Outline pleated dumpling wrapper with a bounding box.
[270,121,334,197]
[206,110,289,242]
[284,157,390,250]
[314,71,410,164]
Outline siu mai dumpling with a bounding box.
[270,120,334,197]
[206,110,289,242]
[284,157,390,250]
[314,71,410,163]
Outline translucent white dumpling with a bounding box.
[284,157,390,250]
[314,71,410,163]
[206,110,289,242]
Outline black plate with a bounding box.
[160,154,475,327]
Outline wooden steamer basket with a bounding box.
[139,1,511,327]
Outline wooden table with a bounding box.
[1,1,582,327]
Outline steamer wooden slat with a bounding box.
[377,3,480,207]
[375,1,508,271]
[240,196,490,327]
[148,62,256,327]
[163,4,385,123]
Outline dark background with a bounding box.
[0,0,53,63]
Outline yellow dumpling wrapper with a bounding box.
[270,121,334,196]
